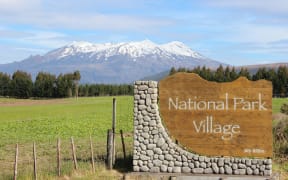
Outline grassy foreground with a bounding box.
[0,97,287,179]
[0,96,133,146]
[273,98,288,114]
[0,96,134,179]
[0,97,286,146]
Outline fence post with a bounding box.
[106,130,109,162]
[57,138,61,177]
[14,144,18,180]
[120,130,126,160]
[33,142,37,180]
[90,136,95,173]
[107,129,113,169]
[71,137,78,170]
[112,98,116,165]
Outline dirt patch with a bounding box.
[0,98,72,107]
[273,113,288,121]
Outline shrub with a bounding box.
[273,118,288,158]
[280,103,288,115]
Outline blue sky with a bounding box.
[0,0,287,65]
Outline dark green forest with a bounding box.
[0,70,133,98]
[0,65,287,98]
[169,65,288,97]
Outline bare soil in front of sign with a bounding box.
[273,113,288,121]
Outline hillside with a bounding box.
[144,63,288,81]
[0,40,223,84]
[237,63,288,74]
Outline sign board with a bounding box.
[159,73,272,157]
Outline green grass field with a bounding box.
[273,98,288,114]
[0,96,134,179]
[0,97,286,146]
[0,96,134,146]
[0,97,287,179]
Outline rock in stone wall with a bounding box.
[133,81,272,176]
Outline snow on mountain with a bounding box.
[48,40,206,60]
[0,40,224,83]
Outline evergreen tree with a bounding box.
[230,67,238,81]
[253,67,267,80]
[224,66,231,82]
[177,67,187,72]
[169,67,177,75]
[56,73,74,97]
[214,65,225,82]
[276,66,288,97]
[10,70,33,98]
[238,67,251,80]
[192,66,201,74]
[73,71,81,99]
[0,72,10,96]
[34,72,56,98]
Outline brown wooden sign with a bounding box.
[159,73,272,157]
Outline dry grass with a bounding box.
[273,160,288,180]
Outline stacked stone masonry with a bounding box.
[133,81,272,176]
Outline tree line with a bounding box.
[0,70,133,98]
[169,65,288,97]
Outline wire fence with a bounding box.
[0,133,133,179]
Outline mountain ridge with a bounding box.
[142,62,288,81]
[0,40,224,83]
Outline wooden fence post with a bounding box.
[90,136,95,173]
[120,130,126,160]
[57,138,61,177]
[107,129,113,169]
[106,130,109,162]
[112,98,116,165]
[71,137,78,170]
[14,144,18,180]
[33,142,37,180]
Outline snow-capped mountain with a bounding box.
[47,40,205,60]
[0,40,224,83]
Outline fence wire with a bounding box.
[0,134,133,179]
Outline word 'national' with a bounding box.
[168,93,267,111]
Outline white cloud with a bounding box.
[0,0,173,32]
[207,0,288,14]
[20,31,70,48]
[0,10,173,32]
[43,13,172,31]
[0,44,42,63]
[0,0,40,12]
[0,29,33,38]
[230,24,288,44]
[0,29,70,63]
[0,28,70,49]
[0,0,287,65]
[14,47,46,53]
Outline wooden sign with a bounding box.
[159,73,272,157]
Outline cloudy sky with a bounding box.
[0,0,287,65]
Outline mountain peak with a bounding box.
[48,40,206,59]
[161,41,204,59]
[166,41,186,46]
[68,41,94,48]
[0,40,224,84]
